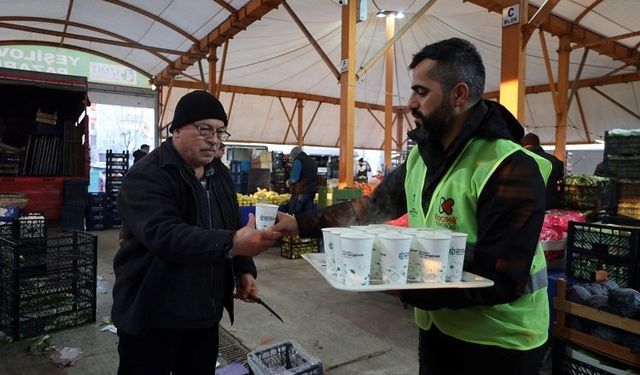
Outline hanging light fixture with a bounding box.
[376,10,405,18]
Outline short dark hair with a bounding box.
[522,133,540,147]
[141,144,149,149]
[409,38,485,102]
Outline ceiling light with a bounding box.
[376,10,405,19]
[395,12,405,19]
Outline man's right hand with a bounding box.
[230,214,282,257]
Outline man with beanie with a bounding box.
[132,144,150,164]
[112,90,285,375]
[286,146,318,214]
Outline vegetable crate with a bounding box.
[560,178,616,212]
[247,340,322,375]
[604,132,640,156]
[0,231,97,339]
[566,222,640,289]
[281,236,319,259]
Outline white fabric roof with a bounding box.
[1,0,639,148]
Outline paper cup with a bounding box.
[446,232,468,282]
[340,232,375,286]
[377,232,413,284]
[321,228,338,277]
[349,225,370,231]
[365,228,391,282]
[328,228,357,282]
[255,203,279,230]
[414,233,451,283]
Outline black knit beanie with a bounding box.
[169,90,228,132]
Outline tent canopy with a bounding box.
[1,0,638,148]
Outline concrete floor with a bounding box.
[0,228,419,374]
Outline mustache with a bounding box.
[411,109,425,124]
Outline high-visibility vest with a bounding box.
[404,137,551,350]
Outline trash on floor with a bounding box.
[26,335,53,355]
[215,362,249,375]
[100,324,117,334]
[50,347,83,367]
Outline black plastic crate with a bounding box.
[561,354,615,375]
[61,204,85,231]
[604,155,640,179]
[86,192,107,206]
[0,222,13,240]
[566,222,640,289]
[63,179,88,205]
[13,214,46,240]
[604,132,640,156]
[0,231,97,339]
[248,340,322,375]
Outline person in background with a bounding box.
[274,38,550,375]
[132,144,150,164]
[522,133,565,209]
[111,90,284,375]
[286,146,318,214]
[594,160,610,177]
[356,157,371,181]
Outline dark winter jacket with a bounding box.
[111,138,256,335]
[292,152,319,195]
[526,145,564,209]
[296,100,546,310]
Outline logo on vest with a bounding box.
[435,197,457,230]
[439,197,454,215]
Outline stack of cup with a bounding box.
[327,227,357,283]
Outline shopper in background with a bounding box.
[274,38,551,375]
[286,146,318,215]
[522,132,565,209]
[112,90,284,375]
[132,144,149,164]
[356,157,371,181]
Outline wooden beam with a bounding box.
[0,21,194,57]
[555,35,570,161]
[216,41,229,98]
[213,0,238,13]
[575,92,591,143]
[591,87,640,121]
[302,102,322,140]
[572,30,640,50]
[499,1,527,122]
[396,113,404,152]
[568,48,589,109]
[208,46,217,95]
[154,0,283,85]
[575,0,603,23]
[356,0,438,80]
[0,16,173,64]
[522,0,559,46]
[170,80,404,112]
[282,0,340,80]
[157,77,175,135]
[483,71,640,99]
[102,0,198,43]
[279,97,298,143]
[339,0,356,187]
[297,99,304,146]
[59,0,74,46]
[538,29,559,114]
[466,0,640,67]
[384,14,395,168]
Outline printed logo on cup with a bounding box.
[260,214,275,222]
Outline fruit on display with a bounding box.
[353,181,378,196]
[281,235,319,259]
[236,189,291,206]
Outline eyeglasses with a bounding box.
[193,123,231,141]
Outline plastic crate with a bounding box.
[616,180,640,202]
[331,188,362,205]
[281,236,319,259]
[566,222,640,288]
[604,132,640,156]
[604,155,640,179]
[561,354,616,375]
[248,340,322,375]
[61,204,85,231]
[62,179,88,205]
[560,182,616,212]
[0,231,97,339]
[230,160,251,174]
[617,202,640,220]
[0,222,13,239]
[13,213,47,240]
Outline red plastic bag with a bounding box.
[386,213,408,227]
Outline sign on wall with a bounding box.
[0,45,150,88]
[502,4,520,27]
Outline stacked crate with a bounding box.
[280,235,319,259]
[230,160,250,194]
[85,193,108,230]
[61,179,87,231]
[270,152,288,194]
[0,151,22,176]
[604,131,640,219]
[105,150,128,228]
[0,231,97,339]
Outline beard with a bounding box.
[411,99,455,140]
